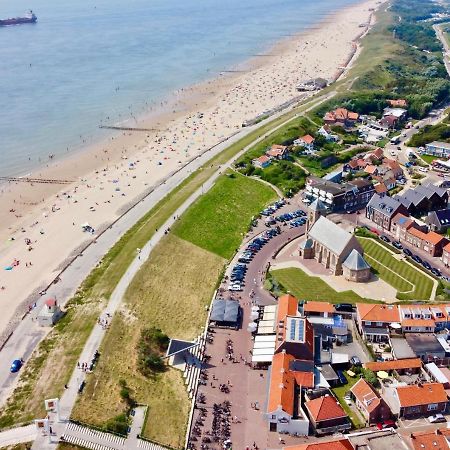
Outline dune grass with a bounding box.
[71,235,225,448]
[173,172,277,259]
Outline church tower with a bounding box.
[306,198,327,232]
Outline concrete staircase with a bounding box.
[61,422,125,449]
[137,439,169,449]
[183,334,206,399]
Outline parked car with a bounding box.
[344,394,352,406]
[376,419,397,429]
[412,254,422,264]
[335,303,354,313]
[228,284,242,291]
[422,261,432,270]
[10,359,22,373]
[336,370,348,385]
[431,268,442,278]
[380,235,390,243]
[392,241,403,249]
[403,248,413,257]
[428,413,446,423]
[350,356,362,367]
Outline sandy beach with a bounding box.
[0,0,379,337]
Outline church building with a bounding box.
[299,199,371,281]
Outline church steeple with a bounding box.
[307,198,327,232]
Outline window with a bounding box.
[376,322,383,327]
[365,321,372,326]
[428,404,438,411]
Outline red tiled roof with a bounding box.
[301,134,315,144]
[425,231,447,245]
[283,438,354,450]
[388,99,407,108]
[267,352,296,415]
[372,148,384,159]
[292,371,314,388]
[255,155,271,164]
[349,159,359,169]
[410,429,449,450]
[365,165,378,174]
[374,184,388,194]
[350,378,381,413]
[364,358,422,372]
[356,158,367,167]
[396,383,448,407]
[266,145,287,158]
[408,228,445,246]
[277,294,298,323]
[401,319,435,328]
[348,112,359,121]
[357,303,400,323]
[305,395,347,422]
[303,301,334,314]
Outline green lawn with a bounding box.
[358,238,434,300]
[332,373,365,428]
[269,267,377,303]
[173,172,276,259]
[420,154,439,164]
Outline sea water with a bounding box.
[0,0,360,176]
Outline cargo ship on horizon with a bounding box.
[0,10,37,26]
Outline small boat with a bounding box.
[0,10,37,26]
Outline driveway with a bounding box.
[333,322,370,364]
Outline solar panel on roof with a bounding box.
[298,320,304,340]
[290,321,296,340]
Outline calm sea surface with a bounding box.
[0,0,360,176]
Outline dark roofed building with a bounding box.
[304,216,369,279]
[395,184,448,216]
[210,299,240,328]
[405,333,446,361]
[342,249,371,282]
[305,177,375,213]
[426,209,450,233]
[366,193,409,231]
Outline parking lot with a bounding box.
[220,198,308,298]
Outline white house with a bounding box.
[294,134,315,152]
[318,125,339,142]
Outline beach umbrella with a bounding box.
[4,266,13,271]
[377,371,389,379]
